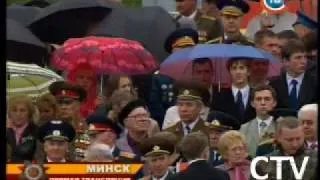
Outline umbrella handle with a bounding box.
[100,76,104,96]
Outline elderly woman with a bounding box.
[116,99,159,156]
[7,95,38,162]
[216,130,251,180]
[36,93,57,126]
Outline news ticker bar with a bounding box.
[7,164,143,175]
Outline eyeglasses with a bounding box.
[127,113,149,120]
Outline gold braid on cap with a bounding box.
[172,36,195,49]
[221,6,243,16]
[145,145,170,157]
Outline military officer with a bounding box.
[165,82,208,142]
[206,0,254,46]
[256,108,297,156]
[49,81,88,161]
[149,28,199,127]
[175,0,222,43]
[205,110,239,167]
[86,115,137,162]
[139,136,176,180]
[37,120,75,162]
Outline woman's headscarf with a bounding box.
[67,63,98,118]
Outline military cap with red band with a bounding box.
[86,115,122,136]
[49,81,87,102]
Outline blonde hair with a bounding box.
[218,130,247,159]
[8,95,35,120]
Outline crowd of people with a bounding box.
[6,0,318,180]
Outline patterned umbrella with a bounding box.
[6,61,64,100]
[51,36,158,75]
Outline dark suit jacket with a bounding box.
[168,160,229,180]
[7,123,38,162]
[269,72,317,109]
[212,88,256,129]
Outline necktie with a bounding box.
[259,121,267,136]
[236,91,245,118]
[289,79,298,110]
[185,125,191,134]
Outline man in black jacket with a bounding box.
[168,132,229,180]
[269,39,317,110]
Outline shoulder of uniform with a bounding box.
[200,15,216,21]
[206,36,222,44]
[119,151,136,159]
[258,138,275,146]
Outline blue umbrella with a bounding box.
[159,44,281,86]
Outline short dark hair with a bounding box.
[250,85,277,101]
[205,0,217,4]
[254,29,277,46]
[178,132,209,161]
[226,58,251,71]
[281,39,306,60]
[276,116,302,135]
[277,30,299,40]
[302,31,318,52]
[192,58,213,71]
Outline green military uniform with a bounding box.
[206,0,254,46]
[139,136,176,180]
[206,34,254,46]
[165,85,208,142]
[176,11,222,43]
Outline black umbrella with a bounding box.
[7,5,43,26]
[89,6,178,62]
[7,19,48,66]
[28,0,118,44]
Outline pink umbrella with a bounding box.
[51,36,158,75]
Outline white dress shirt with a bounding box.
[182,117,200,135]
[162,106,209,130]
[181,10,198,20]
[231,84,250,108]
[286,73,304,97]
[188,158,206,165]
[256,116,273,136]
[152,170,170,180]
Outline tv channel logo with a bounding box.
[261,0,287,14]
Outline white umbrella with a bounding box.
[6,61,64,100]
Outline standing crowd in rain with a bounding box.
[6,0,318,180]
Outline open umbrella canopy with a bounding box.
[160,44,281,86]
[51,36,158,75]
[7,19,48,66]
[28,0,119,44]
[7,4,43,26]
[89,6,178,62]
[7,61,64,100]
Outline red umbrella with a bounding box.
[51,36,158,75]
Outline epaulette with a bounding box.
[201,15,216,21]
[258,138,275,146]
[119,151,136,159]
[206,36,222,44]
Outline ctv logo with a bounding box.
[250,156,309,180]
[261,0,287,14]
